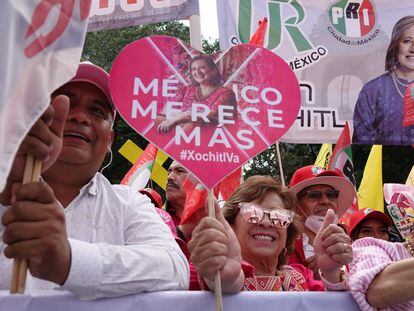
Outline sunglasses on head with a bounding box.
[238,203,294,228]
[299,189,340,201]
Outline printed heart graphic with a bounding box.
[110,35,300,189]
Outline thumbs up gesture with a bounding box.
[188,199,244,293]
[313,209,353,283]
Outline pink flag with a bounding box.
[0,1,91,192]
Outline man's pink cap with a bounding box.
[69,62,116,119]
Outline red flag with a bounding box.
[249,17,268,46]
[214,167,242,203]
[180,177,207,226]
[328,122,358,226]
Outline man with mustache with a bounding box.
[0,62,189,298]
[164,160,211,290]
[165,161,189,229]
[288,165,356,281]
[165,161,206,242]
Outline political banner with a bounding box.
[88,0,199,32]
[0,0,90,192]
[217,0,414,145]
[384,183,414,206]
[387,204,414,240]
[385,184,414,239]
[110,35,300,189]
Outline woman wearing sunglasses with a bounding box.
[188,175,350,292]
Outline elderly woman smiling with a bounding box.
[188,175,351,292]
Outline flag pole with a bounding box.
[275,142,285,187]
[207,190,223,311]
[189,14,202,50]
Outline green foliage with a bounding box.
[202,39,220,55]
[244,143,320,185]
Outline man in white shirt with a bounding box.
[0,62,189,299]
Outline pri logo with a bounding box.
[311,166,324,176]
[329,0,376,37]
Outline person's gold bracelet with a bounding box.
[319,266,348,291]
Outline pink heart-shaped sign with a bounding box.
[110,35,300,189]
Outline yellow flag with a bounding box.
[314,144,332,169]
[357,145,383,212]
[406,165,414,186]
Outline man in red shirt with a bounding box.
[288,165,356,279]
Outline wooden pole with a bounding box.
[10,155,42,294]
[207,190,223,311]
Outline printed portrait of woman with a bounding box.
[157,55,237,134]
[352,15,414,145]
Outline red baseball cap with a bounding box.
[290,165,356,217]
[69,62,116,119]
[348,208,392,237]
[139,188,163,209]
